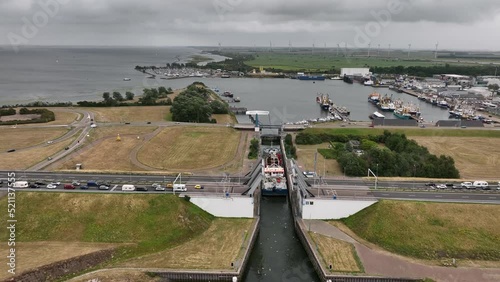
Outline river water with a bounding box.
[243,197,320,282]
[0,46,450,123]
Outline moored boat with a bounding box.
[262,148,288,196]
[317,94,331,111]
[369,111,385,119]
[393,107,411,120]
[368,92,381,104]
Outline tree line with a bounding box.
[0,108,55,125]
[77,87,173,107]
[300,130,460,178]
[371,64,499,78]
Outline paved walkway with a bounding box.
[303,219,500,282]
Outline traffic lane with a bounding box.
[4,171,249,184]
[372,191,500,202]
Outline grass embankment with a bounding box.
[137,126,240,170]
[0,127,69,151]
[342,200,500,261]
[120,218,255,269]
[411,137,500,179]
[0,193,214,277]
[0,242,119,280]
[56,126,156,172]
[86,106,170,123]
[245,53,466,72]
[0,137,75,170]
[309,232,363,273]
[45,108,79,125]
[296,144,342,176]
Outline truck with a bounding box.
[122,184,136,191]
[12,181,29,188]
[173,183,187,192]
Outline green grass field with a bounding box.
[304,127,500,138]
[341,200,500,261]
[0,192,213,260]
[245,52,469,72]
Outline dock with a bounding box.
[229,107,248,114]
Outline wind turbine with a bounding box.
[337,44,340,56]
[269,41,272,52]
[289,40,292,53]
[312,42,315,54]
[377,44,380,56]
[407,44,412,58]
[387,43,391,57]
[218,42,222,52]
[368,43,371,57]
[434,42,439,59]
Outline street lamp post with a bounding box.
[413,165,416,189]
[376,163,379,190]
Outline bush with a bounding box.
[0,108,16,116]
[248,138,259,159]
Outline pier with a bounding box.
[229,107,248,114]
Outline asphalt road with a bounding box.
[2,170,499,204]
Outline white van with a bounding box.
[122,184,136,191]
[173,184,187,192]
[12,181,29,188]
[473,181,489,189]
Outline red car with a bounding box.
[64,184,75,189]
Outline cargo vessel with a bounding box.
[297,72,326,81]
[262,148,288,196]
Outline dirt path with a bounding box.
[303,219,500,282]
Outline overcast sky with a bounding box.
[1,0,500,51]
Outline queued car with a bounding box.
[72,181,81,186]
[46,184,57,189]
[64,184,76,189]
[154,184,165,191]
[436,184,447,189]
[98,185,110,190]
[80,185,89,190]
[136,186,148,191]
[35,181,46,185]
[29,184,40,188]
[194,184,204,189]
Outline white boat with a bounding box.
[364,80,374,86]
[370,111,385,119]
[123,78,131,81]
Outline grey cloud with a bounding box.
[0,0,499,49]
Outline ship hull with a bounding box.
[393,112,411,120]
[298,76,326,81]
[261,189,289,196]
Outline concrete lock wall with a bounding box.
[302,199,377,220]
[190,196,254,218]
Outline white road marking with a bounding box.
[462,196,469,199]
[489,197,497,199]
[382,194,389,196]
[435,195,442,198]
[409,195,415,197]
[111,185,118,191]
